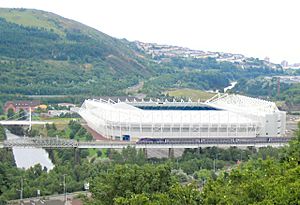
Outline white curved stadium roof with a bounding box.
[80,97,260,125]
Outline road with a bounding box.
[8,191,89,205]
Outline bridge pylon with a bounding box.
[168,148,175,158]
[74,147,80,164]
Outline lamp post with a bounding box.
[240,151,243,162]
[17,178,24,205]
[213,158,216,173]
[63,174,67,205]
[213,153,220,173]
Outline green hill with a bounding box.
[0,8,154,96]
[0,8,284,103]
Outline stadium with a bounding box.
[77,94,286,142]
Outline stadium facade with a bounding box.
[77,94,286,142]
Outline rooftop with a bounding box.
[80,99,257,125]
[5,100,40,107]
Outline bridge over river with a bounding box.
[0,137,292,149]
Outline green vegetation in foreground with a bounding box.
[0,125,6,141]
[201,127,300,204]
[86,124,300,205]
[1,123,300,204]
[165,88,216,101]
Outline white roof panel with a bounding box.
[80,99,256,125]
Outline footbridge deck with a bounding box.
[0,120,53,126]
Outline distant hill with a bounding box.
[135,41,282,70]
[0,8,284,102]
[0,8,147,67]
[0,8,155,96]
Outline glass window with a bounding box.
[172,127,180,132]
[142,127,152,132]
[200,128,208,132]
[163,127,171,132]
[181,127,189,132]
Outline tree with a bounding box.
[97,150,102,157]
[18,108,27,120]
[88,164,173,205]
[7,108,14,119]
[0,103,3,115]
[168,183,202,205]
[285,122,300,162]
[114,183,202,205]
[0,125,6,141]
[201,123,300,205]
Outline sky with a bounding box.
[0,0,299,64]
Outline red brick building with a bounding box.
[4,100,40,113]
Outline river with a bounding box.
[223,81,237,93]
[6,130,54,171]
[206,81,237,94]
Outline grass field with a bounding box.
[0,8,64,35]
[165,88,216,101]
[39,117,79,130]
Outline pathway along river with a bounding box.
[6,130,54,171]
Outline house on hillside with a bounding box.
[4,100,41,113]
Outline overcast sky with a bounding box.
[0,0,299,64]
